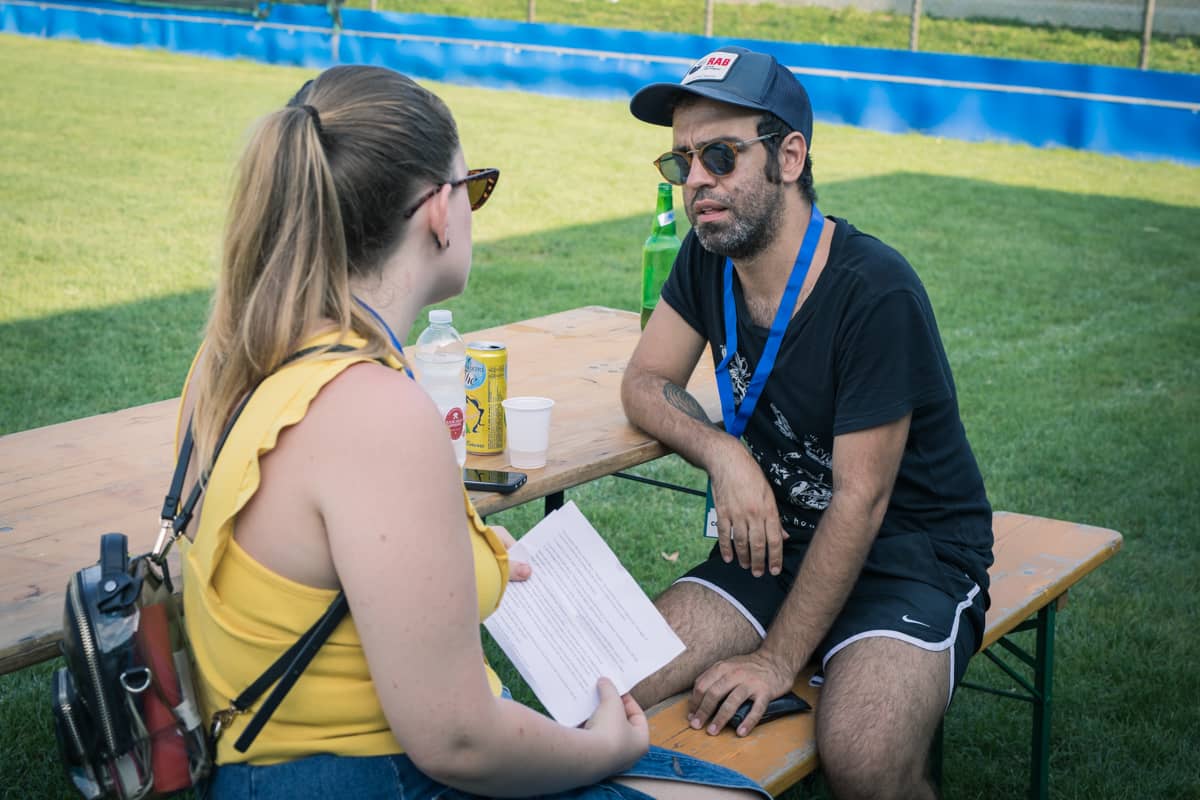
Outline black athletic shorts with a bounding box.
[677,542,986,706]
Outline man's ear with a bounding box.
[779,131,808,184]
[425,183,453,249]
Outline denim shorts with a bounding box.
[205,745,771,799]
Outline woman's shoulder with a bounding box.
[279,358,454,510]
[306,360,439,435]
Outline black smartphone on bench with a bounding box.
[463,468,528,494]
[729,691,811,730]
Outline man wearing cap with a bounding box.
[621,46,993,799]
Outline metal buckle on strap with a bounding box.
[151,518,177,564]
[210,706,244,742]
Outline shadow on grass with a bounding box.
[4,172,1196,430]
[0,290,211,435]
[2,173,1198,798]
[0,208,653,435]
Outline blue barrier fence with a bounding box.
[4,0,1198,165]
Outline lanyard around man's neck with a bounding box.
[715,205,824,439]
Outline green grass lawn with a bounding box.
[2,30,1199,800]
[362,0,1200,74]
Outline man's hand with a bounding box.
[687,649,795,737]
[708,442,789,576]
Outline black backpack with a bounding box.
[53,532,209,799]
[52,348,352,798]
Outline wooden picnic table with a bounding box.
[0,305,717,675]
[0,304,1124,800]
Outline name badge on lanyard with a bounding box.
[704,206,824,538]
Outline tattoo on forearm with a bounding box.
[664,382,711,424]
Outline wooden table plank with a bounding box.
[0,306,718,674]
[462,305,717,516]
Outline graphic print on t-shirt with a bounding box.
[764,402,834,516]
[721,346,834,530]
[782,463,832,512]
[752,417,834,537]
[770,404,797,442]
[800,433,832,470]
[722,345,751,404]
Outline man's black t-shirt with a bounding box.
[661,216,993,598]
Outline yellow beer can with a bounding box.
[465,341,507,454]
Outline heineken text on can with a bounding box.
[464,342,507,454]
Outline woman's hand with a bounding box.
[489,525,531,582]
[582,677,649,773]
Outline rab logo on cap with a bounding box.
[682,51,739,85]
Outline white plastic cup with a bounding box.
[502,396,555,469]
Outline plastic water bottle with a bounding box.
[640,182,682,329]
[415,309,467,467]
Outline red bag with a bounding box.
[135,602,190,792]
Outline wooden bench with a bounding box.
[645,512,1123,799]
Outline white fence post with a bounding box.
[1140,0,1156,69]
[909,0,922,52]
[705,0,714,37]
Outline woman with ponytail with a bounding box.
[176,66,769,799]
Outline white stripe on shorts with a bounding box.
[674,576,767,638]
[820,581,981,710]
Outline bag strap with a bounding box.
[160,426,194,525]
[152,344,359,565]
[152,343,362,751]
[150,422,196,567]
[228,591,350,752]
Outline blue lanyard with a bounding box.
[715,206,824,439]
[353,296,415,379]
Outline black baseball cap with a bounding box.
[630,46,813,146]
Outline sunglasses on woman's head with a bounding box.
[653,134,778,186]
[403,168,500,219]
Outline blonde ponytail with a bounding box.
[193,67,455,469]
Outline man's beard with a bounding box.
[689,177,785,261]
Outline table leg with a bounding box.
[1031,602,1056,800]
[612,471,706,497]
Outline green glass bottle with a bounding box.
[640,183,682,329]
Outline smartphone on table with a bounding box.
[463,468,528,494]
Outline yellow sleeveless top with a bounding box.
[179,334,508,765]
